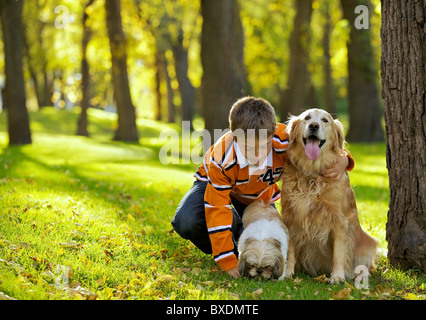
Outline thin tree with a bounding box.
[105,0,139,142]
[200,0,246,139]
[0,0,32,145]
[77,0,95,137]
[322,0,336,116]
[172,26,195,129]
[382,0,426,271]
[340,0,383,142]
[280,0,313,121]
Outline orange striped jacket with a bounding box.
[194,123,353,271]
[194,123,290,271]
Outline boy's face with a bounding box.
[236,134,272,167]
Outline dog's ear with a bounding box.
[266,238,282,249]
[237,251,246,275]
[286,116,301,145]
[333,119,345,150]
[273,255,285,279]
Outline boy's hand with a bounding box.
[227,267,240,279]
[321,154,349,180]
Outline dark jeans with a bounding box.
[171,180,248,255]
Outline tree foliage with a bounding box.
[1,0,383,140]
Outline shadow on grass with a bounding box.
[0,142,195,230]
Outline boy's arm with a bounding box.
[204,160,238,272]
[322,150,354,179]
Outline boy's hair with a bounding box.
[229,96,276,137]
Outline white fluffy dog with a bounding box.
[237,200,289,280]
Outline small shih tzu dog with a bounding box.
[237,200,289,280]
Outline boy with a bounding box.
[171,97,353,278]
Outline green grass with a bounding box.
[0,107,425,300]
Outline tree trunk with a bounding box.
[154,50,162,121]
[105,0,139,142]
[163,53,175,124]
[172,27,194,130]
[322,0,336,116]
[0,0,32,145]
[201,0,246,140]
[280,0,313,121]
[341,0,384,142]
[382,0,426,271]
[23,0,50,109]
[43,70,53,107]
[77,0,95,137]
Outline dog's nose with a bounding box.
[256,268,263,275]
[309,122,320,131]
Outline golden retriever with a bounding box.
[281,108,377,284]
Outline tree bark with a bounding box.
[154,50,162,122]
[77,0,95,137]
[280,0,313,121]
[105,0,139,142]
[0,0,32,145]
[23,1,50,109]
[163,53,175,124]
[381,0,426,271]
[341,0,384,142]
[322,1,336,116]
[201,0,246,140]
[172,27,194,129]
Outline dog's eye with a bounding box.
[321,118,328,123]
[305,115,311,121]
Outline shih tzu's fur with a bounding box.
[238,200,289,280]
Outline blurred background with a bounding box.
[0,0,384,145]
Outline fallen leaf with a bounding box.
[67,285,97,300]
[228,292,239,300]
[59,241,81,250]
[157,274,175,283]
[129,278,143,287]
[196,284,204,290]
[403,293,421,300]
[251,288,263,298]
[360,290,371,296]
[345,281,356,290]
[104,250,114,258]
[376,284,385,294]
[314,274,328,283]
[332,288,352,300]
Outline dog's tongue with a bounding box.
[305,137,321,160]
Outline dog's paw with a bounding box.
[285,271,294,279]
[278,273,286,281]
[329,271,345,284]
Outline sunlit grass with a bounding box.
[0,108,425,300]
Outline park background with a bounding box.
[0,0,424,300]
